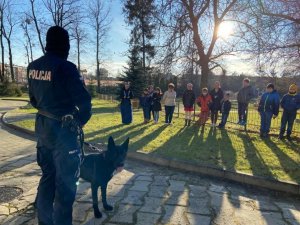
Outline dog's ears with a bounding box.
[108,136,115,149]
[122,138,129,149]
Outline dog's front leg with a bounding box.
[101,183,113,211]
[91,184,102,218]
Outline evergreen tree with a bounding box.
[119,45,146,98]
[123,0,156,79]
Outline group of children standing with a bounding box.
[139,86,163,124]
[139,83,177,125]
[183,82,232,129]
[258,83,300,140]
[124,80,300,140]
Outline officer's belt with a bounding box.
[37,110,62,121]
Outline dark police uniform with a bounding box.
[27,26,92,225]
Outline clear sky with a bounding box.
[9,0,255,77]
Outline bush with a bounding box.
[86,85,97,98]
[20,85,29,94]
[0,82,23,97]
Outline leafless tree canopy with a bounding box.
[88,0,111,92]
[155,0,245,88]
[42,0,82,28]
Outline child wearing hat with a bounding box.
[279,84,300,140]
[258,83,280,138]
[218,93,232,129]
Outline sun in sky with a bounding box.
[217,21,234,39]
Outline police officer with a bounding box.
[27,26,92,225]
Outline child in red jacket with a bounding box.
[196,88,212,126]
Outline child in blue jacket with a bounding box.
[218,93,232,129]
[279,84,300,140]
[139,88,152,123]
[258,83,280,138]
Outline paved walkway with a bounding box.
[0,99,300,225]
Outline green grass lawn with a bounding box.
[8,98,300,183]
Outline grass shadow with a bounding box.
[85,123,138,140]
[238,132,274,179]
[219,129,237,171]
[130,125,168,152]
[263,138,300,183]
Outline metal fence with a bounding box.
[173,100,300,135]
[97,94,300,135]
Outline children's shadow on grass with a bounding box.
[88,123,146,143]
[282,139,300,155]
[85,123,125,139]
[130,125,168,151]
[219,129,237,172]
[238,132,274,179]
[263,138,300,183]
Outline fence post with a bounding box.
[177,101,180,118]
[244,107,248,131]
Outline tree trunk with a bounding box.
[28,36,33,62]
[30,0,45,54]
[77,38,80,72]
[7,39,14,82]
[142,25,146,77]
[0,35,4,82]
[200,60,209,90]
[25,44,30,65]
[96,28,100,93]
[96,61,100,93]
[0,24,4,82]
[96,38,101,93]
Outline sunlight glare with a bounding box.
[218,22,234,39]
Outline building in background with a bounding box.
[0,64,27,84]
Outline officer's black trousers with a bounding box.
[35,114,81,225]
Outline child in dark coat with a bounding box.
[182,83,196,126]
[210,81,224,127]
[279,84,300,140]
[258,83,280,138]
[152,87,162,124]
[139,88,152,123]
[218,93,231,129]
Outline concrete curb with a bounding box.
[0,98,29,102]
[1,113,35,136]
[1,107,300,196]
[127,151,300,195]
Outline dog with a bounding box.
[80,136,129,218]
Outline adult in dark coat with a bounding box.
[120,83,133,124]
[209,81,224,126]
